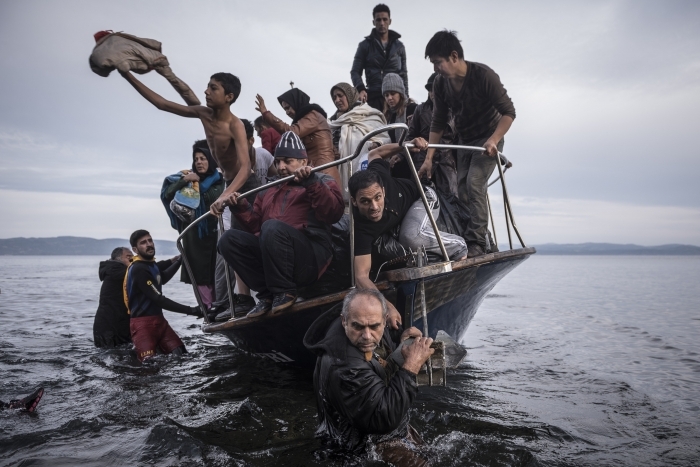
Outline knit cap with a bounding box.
[382,73,406,98]
[274,131,308,159]
[330,82,359,107]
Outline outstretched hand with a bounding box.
[255,94,267,114]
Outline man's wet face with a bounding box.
[204,79,232,108]
[276,157,306,177]
[352,183,385,222]
[372,12,391,35]
[280,101,296,119]
[133,235,156,260]
[342,295,386,353]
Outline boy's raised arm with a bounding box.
[120,70,202,118]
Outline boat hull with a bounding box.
[203,248,534,368]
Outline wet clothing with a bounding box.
[124,257,187,318]
[220,172,344,298]
[93,260,132,348]
[304,308,418,453]
[430,61,516,143]
[353,159,421,256]
[351,29,408,101]
[130,315,185,361]
[259,127,281,155]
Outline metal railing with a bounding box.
[176,123,525,322]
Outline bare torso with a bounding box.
[199,111,247,182]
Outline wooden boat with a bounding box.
[178,124,535,369]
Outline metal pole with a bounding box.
[218,216,234,317]
[400,145,450,263]
[494,151,526,248]
[486,191,498,251]
[175,227,208,322]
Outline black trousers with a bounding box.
[218,220,322,299]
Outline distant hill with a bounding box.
[0,236,179,256]
[1,237,699,256]
[532,243,700,255]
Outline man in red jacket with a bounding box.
[218,132,345,318]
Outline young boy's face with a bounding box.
[204,79,232,108]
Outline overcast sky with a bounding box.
[1,0,699,245]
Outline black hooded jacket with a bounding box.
[93,260,131,348]
[303,305,418,453]
[351,29,408,96]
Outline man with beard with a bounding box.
[125,230,199,361]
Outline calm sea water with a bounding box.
[0,255,698,466]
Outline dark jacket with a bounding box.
[93,260,131,348]
[351,30,408,96]
[232,172,344,273]
[304,306,418,453]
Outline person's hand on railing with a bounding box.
[407,137,428,152]
[483,139,499,157]
[292,165,313,183]
[210,195,230,217]
[255,94,267,114]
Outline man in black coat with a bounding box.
[304,288,433,465]
[93,246,133,348]
[350,3,408,111]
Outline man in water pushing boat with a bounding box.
[304,288,433,466]
[218,132,345,318]
[125,230,201,361]
[349,138,468,329]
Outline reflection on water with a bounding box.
[0,256,698,466]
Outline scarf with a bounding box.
[277,88,327,124]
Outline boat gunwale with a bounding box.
[201,247,536,333]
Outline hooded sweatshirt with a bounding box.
[303,305,418,453]
[93,260,131,347]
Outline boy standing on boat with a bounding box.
[349,139,468,329]
[118,70,253,216]
[218,132,345,318]
[418,30,516,257]
[125,230,200,361]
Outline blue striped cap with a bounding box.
[274,131,308,159]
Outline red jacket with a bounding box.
[260,127,281,155]
[232,172,344,272]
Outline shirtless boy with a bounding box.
[119,71,251,216]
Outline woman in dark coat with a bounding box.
[161,140,224,308]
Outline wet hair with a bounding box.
[253,116,267,129]
[348,169,384,199]
[373,3,390,18]
[341,288,388,320]
[210,72,241,103]
[424,30,464,60]
[110,247,129,260]
[241,119,254,139]
[129,229,150,247]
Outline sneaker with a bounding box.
[271,292,298,314]
[467,243,486,258]
[246,299,272,318]
[213,295,257,321]
[8,387,44,413]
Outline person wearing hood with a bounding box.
[93,246,133,348]
[255,88,342,187]
[303,288,432,465]
[218,132,344,317]
[161,140,225,310]
[381,73,418,179]
[328,82,390,200]
[351,4,409,111]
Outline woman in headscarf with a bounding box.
[255,88,342,187]
[161,140,224,308]
[381,73,418,179]
[328,82,390,200]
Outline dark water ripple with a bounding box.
[1,255,699,466]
